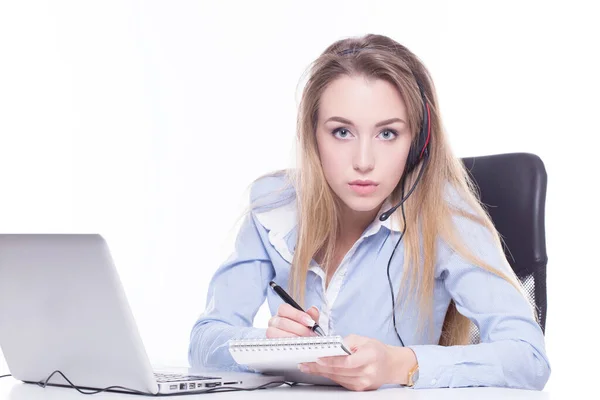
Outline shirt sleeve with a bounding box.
[187,210,274,372]
[407,213,551,390]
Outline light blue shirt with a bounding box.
[188,173,550,390]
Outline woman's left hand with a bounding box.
[298,334,417,391]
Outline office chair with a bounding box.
[460,152,548,343]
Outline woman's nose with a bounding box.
[353,141,375,172]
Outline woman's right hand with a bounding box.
[266,303,320,338]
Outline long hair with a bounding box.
[243,34,534,346]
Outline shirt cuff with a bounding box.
[407,344,453,389]
[408,344,506,389]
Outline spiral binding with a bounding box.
[229,335,344,352]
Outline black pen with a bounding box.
[269,281,326,336]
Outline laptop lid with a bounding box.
[0,234,159,394]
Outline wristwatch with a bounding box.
[406,363,419,387]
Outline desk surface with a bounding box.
[0,378,550,399]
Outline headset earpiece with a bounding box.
[403,81,431,175]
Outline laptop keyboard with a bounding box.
[154,372,221,383]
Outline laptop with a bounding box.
[0,234,284,395]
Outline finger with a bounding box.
[318,347,373,368]
[266,327,298,338]
[343,334,370,350]
[306,306,320,322]
[304,370,370,391]
[300,362,362,377]
[316,355,354,368]
[277,303,316,328]
[269,316,316,337]
[327,375,373,392]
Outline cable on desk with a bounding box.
[0,371,298,396]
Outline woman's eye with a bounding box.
[331,128,398,140]
[378,130,398,140]
[332,128,353,139]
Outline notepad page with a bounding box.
[229,335,350,374]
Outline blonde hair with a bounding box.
[241,34,534,346]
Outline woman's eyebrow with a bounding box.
[324,116,406,127]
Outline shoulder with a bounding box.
[248,170,298,239]
[442,180,473,214]
[441,180,487,231]
[249,170,297,211]
[436,181,507,274]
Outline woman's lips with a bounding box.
[348,183,378,195]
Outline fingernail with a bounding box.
[303,316,315,327]
[316,358,326,366]
[298,363,309,373]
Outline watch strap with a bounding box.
[406,362,419,387]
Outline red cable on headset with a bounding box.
[419,103,431,159]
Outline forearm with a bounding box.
[188,320,266,371]
[406,339,550,389]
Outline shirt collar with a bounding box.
[276,196,402,254]
[373,196,402,233]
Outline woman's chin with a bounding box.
[340,196,384,213]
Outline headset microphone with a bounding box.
[379,148,430,221]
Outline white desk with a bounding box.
[0,378,550,399]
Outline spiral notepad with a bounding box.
[229,336,351,384]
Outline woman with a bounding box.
[188,34,550,391]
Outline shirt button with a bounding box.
[431,379,437,385]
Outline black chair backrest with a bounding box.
[461,153,548,337]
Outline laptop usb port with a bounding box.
[188,383,196,389]
[169,385,177,390]
[205,382,221,388]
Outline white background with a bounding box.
[0,0,598,397]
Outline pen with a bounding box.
[269,281,326,337]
